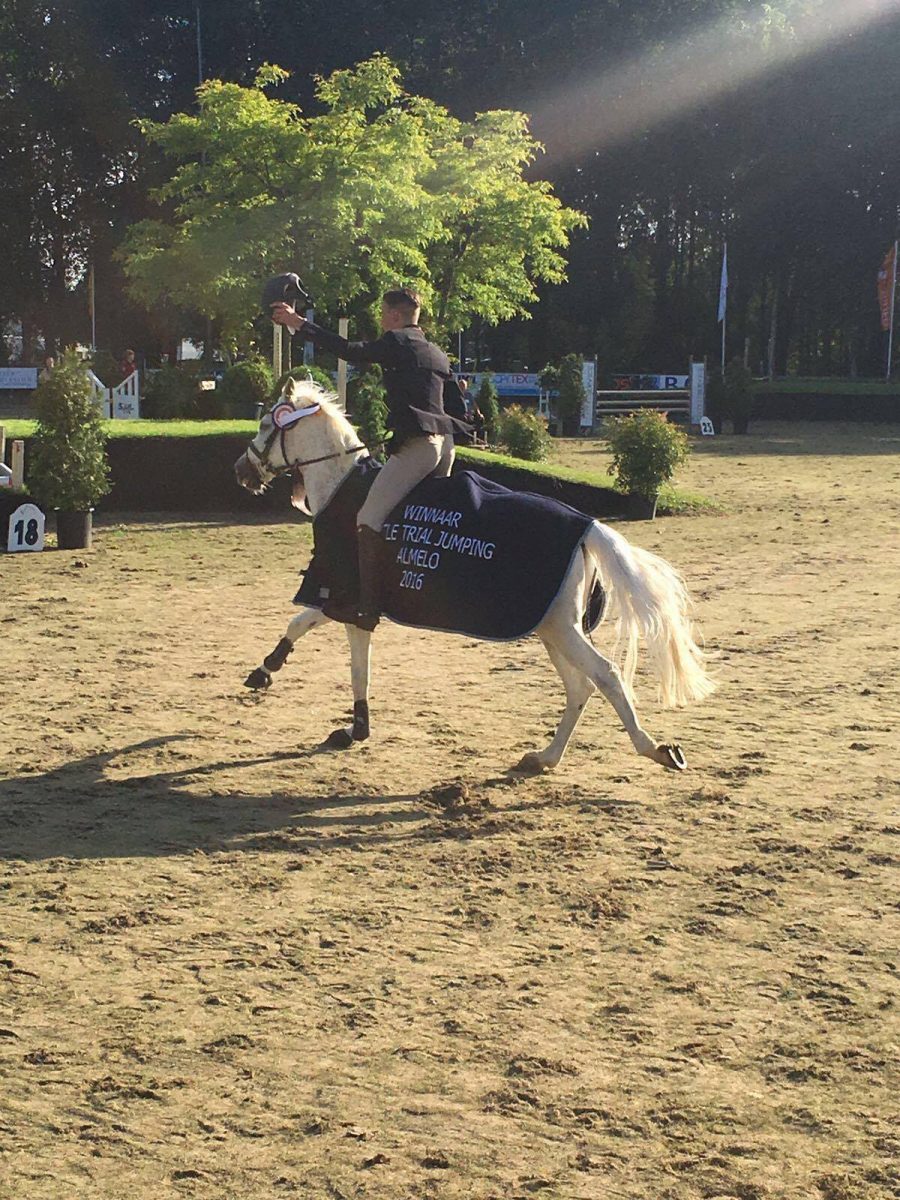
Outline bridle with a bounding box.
[245,414,369,481]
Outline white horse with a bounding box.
[234,379,714,773]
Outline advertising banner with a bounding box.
[0,367,38,390]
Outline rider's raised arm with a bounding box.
[301,322,397,367]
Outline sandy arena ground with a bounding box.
[1,422,898,1200]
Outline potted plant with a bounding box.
[604,409,690,519]
[27,348,111,549]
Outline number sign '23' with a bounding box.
[6,503,45,553]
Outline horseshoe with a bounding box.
[661,743,687,771]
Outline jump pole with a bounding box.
[337,317,349,411]
[887,238,898,382]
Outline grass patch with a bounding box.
[458,444,616,489]
[0,419,259,439]
[756,378,900,395]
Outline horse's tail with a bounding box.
[584,521,715,709]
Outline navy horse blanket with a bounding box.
[294,460,605,641]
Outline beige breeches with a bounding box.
[358,434,455,532]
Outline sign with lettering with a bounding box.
[463,372,542,397]
[0,367,38,390]
[611,373,688,391]
[113,394,140,418]
[6,503,45,553]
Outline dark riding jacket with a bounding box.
[301,322,458,444]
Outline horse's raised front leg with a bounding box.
[244,605,329,690]
[542,619,687,771]
[325,624,372,749]
[516,642,596,774]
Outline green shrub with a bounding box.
[604,409,689,500]
[724,357,754,433]
[271,363,335,402]
[28,348,110,510]
[88,349,120,388]
[475,374,500,442]
[705,370,726,434]
[142,365,200,418]
[349,365,389,460]
[499,404,551,461]
[217,359,273,418]
[706,359,754,434]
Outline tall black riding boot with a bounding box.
[355,525,384,631]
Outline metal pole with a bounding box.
[196,3,203,84]
[887,239,898,382]
[89,262,96,351]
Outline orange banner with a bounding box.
[877,244,896,331]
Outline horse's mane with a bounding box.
[282,379,361,449]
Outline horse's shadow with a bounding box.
[0,735,544,863]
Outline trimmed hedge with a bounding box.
[14,434,625,515]
[751,392,900,421]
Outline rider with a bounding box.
[270,286,461,630]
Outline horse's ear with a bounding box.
[283,377,300,405]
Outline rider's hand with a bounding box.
[270,302,306,333]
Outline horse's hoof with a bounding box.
[324,727,354,750]
[515,751,546,775]
[244,667,272,690]
[658,743,687,771]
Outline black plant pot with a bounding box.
[56,509,93,550]
[627,493,658,520]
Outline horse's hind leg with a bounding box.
[244,606,329,689]
[544,619,687,771]
[516,643,595,774]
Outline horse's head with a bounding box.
[234,377,329,504]
[235,377,366,514]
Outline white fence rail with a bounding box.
[88,370,140,419]
[594,389,690,418]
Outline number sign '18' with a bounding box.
[6,503,45,553]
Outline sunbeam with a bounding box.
[535,0,900,163]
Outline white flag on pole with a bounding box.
[717,243,728,324]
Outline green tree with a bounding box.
[121,57,584,350]
[349,366,389,460]
[475,374,500,442]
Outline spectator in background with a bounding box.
[469,404,487,446]
[39,354,55,383]
[119,348,137,379]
